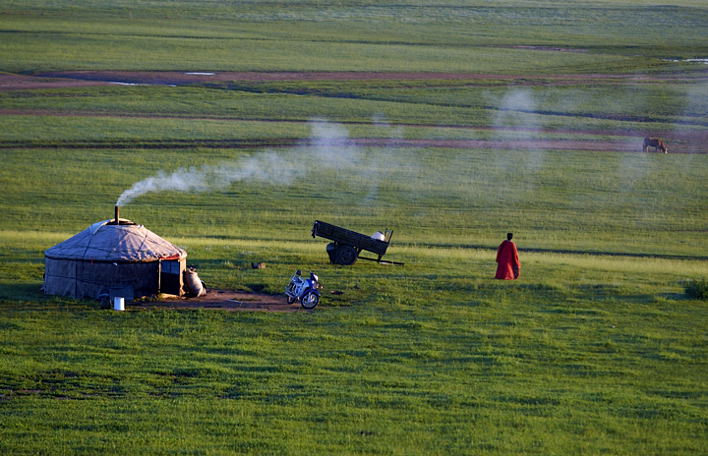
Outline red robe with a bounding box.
[495,240,520,280]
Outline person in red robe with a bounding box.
[495,232,520,280]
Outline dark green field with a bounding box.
[1,1,706,455]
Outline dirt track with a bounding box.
[2,70,706,154]
[4,70,706,91]
[132,289,305,312]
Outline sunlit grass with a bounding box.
[2,0,707,74]
[0,1,706,454]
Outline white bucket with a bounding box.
[113,297,125,311]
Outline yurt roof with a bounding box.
[45,219,187,262]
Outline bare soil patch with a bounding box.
[38,70,520,84]
[132,289,304,312]
[0,73,113,91]
[507,45,588,53]
[2,70,704,92]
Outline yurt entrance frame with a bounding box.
[158,256,184,296]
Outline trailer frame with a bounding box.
[311,220,402,265]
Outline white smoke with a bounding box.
[488,87,547,177]
[372,112,404,140]
[307,119,363,167]
[492,88,541,133]
[674,81,708,155]
[116,119,365,206]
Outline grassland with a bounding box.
[2,0,708,74]
[1,1,707,455]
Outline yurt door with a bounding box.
[160,260,182,295]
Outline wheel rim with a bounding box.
[302,292,318,309]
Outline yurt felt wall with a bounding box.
[44,218,187,300]
[44,258,161,300]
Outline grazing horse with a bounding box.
[643,137,668,153]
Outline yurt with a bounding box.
[44,208,187,300]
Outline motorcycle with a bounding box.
[285,270,321,309]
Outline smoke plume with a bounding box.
[116,119,364,206]
[488,87,547,179]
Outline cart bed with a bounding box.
[311,220,389,256]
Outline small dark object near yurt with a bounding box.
[44,207,187,301]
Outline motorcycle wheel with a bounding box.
[300,291,319,310]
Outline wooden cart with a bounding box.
[311,220,402,265]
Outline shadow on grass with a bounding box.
[0,282,45,301]
[404,242,708,261]
[0,282,99,310]
[658,292,695,301]
[245,283,267,292]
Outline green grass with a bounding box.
[1,1,708,73]
[1,1,707,455]
[0,140,706,454]
[1,145,705,254]
[0,239,706,454]
[2,74,706,140]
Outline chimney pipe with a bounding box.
[114,206,120,224]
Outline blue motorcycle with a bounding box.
[285,270,321,309]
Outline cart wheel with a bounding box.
[300,291,319,310]
[333,245,358,265]
[326,242,337,262]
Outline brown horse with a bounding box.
[643,137,668,153]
